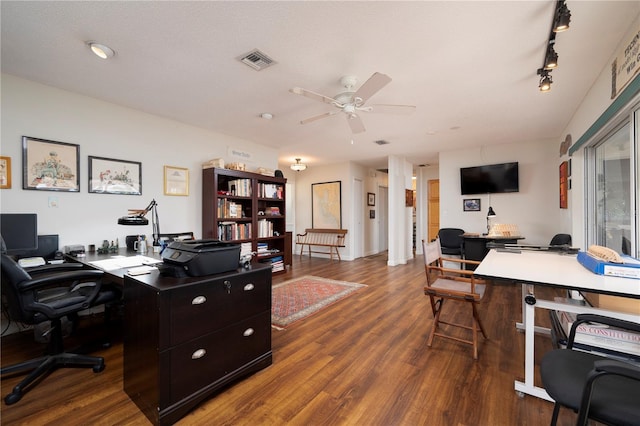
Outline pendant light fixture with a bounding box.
[290,158,307,172]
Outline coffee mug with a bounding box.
[134,237,147,254]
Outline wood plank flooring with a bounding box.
[2,254,584,425]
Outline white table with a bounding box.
[474,249,640,401]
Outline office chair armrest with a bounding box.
[18,269,104,292]
[26,262,85,275]
[568,314,640,348]
[576,358,640,426]
[593,359,640,381]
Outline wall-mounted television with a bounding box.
[460,162,519,195]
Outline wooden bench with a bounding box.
[296,228,348,260]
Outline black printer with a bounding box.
[161,239,240,277]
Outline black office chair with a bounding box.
[0,254,120,405]
[549,233,572,246]
[540,314,640,426]
[437,228,465,259]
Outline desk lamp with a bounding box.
[118,199,161,247]
[486,206,497,234]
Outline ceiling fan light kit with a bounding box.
[290,72,415,134]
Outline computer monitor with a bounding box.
[0,213,38,256]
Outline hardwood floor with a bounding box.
[1,254,582,425]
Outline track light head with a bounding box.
[553,2,571,32]
[544,45,558,70]
[537,69,552,92]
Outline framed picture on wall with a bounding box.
[312,181,342,228]
[22,136,80,192]
[367,192,375,206]
[0,156,11,189]
[88,156,142,195]
[463,198,481,211]
[164,165,189,196]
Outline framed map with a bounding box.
[312,181,341,229]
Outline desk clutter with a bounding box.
[577,245,640,279]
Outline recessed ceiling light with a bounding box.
[260,113,273,120]
[87,42,115,59]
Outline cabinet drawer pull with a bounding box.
[191,296,207,305]
[191,349,206,359]
[243,328,254,337]
[244,283,255,291]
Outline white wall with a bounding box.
[0,75,280,250]
[438,139,561,246]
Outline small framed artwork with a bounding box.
[405,189,413,207]
[88,156,142,195]
[22,136,80,192]
[463,198,481,212]
[164,165,189,196]
[369,209,375,219]
[367,192,375,206]
[0,156,11,189]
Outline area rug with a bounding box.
[271,275,367,329]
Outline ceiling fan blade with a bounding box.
[354,72,392,104]
[300,111,339,124]
[347,114,366,134]
[368,104,417,114]
[290,87,338,104]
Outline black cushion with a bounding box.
[541,349,640,426]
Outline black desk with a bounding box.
[67,248,273,425]
[463,235,525,269]
[64,249,162,284]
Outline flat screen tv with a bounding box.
[460,162,519,195]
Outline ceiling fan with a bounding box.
[290,72,416,134]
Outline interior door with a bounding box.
[428,179,440,242]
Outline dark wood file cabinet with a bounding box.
[123,264,272,426]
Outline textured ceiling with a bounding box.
[2,1,639,170]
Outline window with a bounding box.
[586,104,639,257]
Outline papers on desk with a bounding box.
[89,255,161,271]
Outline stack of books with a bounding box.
[550,307,640,361]
[256,242,270,257]
[270,256,284,273]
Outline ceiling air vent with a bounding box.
[374,140,390,145]
[238,49,276,71]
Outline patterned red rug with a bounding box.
[271,275,367,329]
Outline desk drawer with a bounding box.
[166,269,270,347]
[161,311,271,406]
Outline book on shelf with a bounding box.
[227,179,252,197]
[218,222,251,241]
[258,183,283,199]
[555,309,640,357]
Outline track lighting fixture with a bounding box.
[553,1,571,33]
[538,69,552,92]
[535,0,570,92]
[544,44,558,70]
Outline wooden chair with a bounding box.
[422,238,487,359]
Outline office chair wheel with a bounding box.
[93,363,105,373]
[5,391,22,405]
